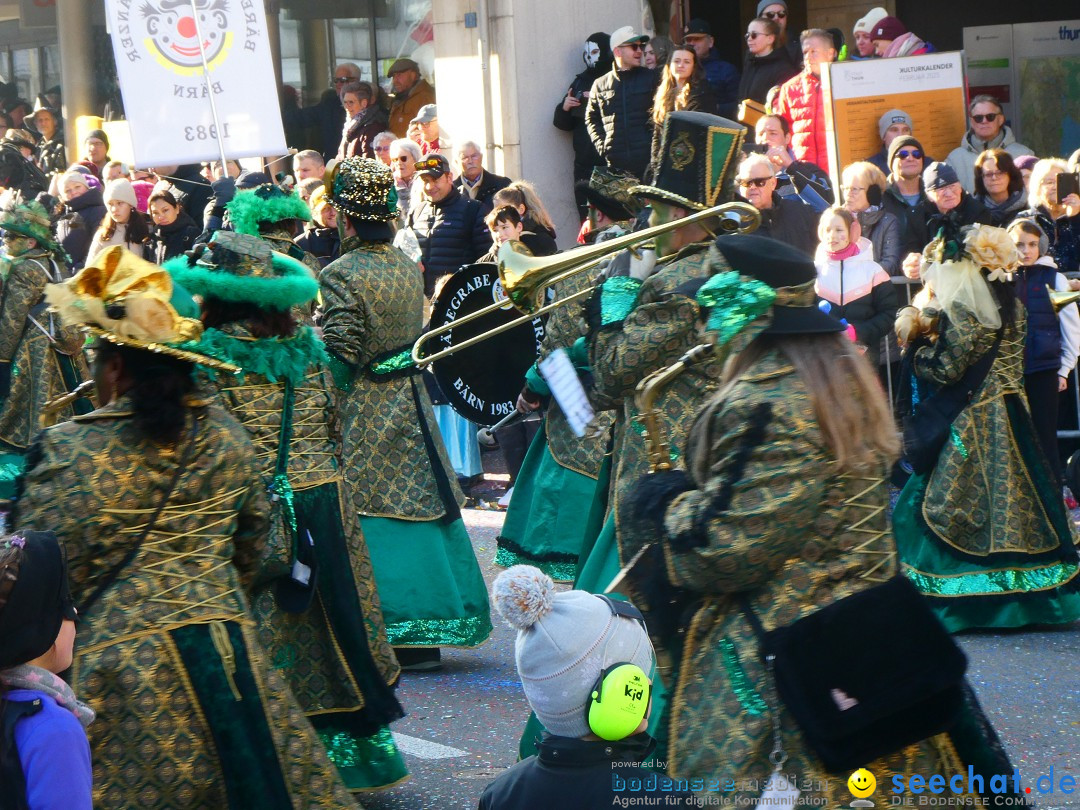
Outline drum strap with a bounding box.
[409,375,463,525]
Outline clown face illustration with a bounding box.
[140,0,230,71]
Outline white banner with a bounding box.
[104,0,287,167]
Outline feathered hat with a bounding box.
[164,230,318,311]
[226,183,311,236]
[44,245,238,371]
[0,199,60,253]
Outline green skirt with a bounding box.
[361,515,492,648]
[895,434,1080,633]
[574,512,621,593]
[496,425,602,582]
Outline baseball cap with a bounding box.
[411,104,438,125]
[387,58,420,77]
[610,25,649,49]
[684,18,712,37]
[415,153,451,179]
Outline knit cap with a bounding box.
[59,170,90,193]
[871,16,908,42]
[887,135,924,168]
[492,566,654,739]
[853,7,888,36]
[878,109,912,141]
[103,178,138,208]
[756,0,786,16]
[84,128,109,150]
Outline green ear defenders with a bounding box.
[585,595,651,741]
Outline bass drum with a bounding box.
[427,263,547,427]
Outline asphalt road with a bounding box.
[364,506,1080,810]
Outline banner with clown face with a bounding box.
[105,0,286,166]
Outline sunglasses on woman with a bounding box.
[737,177,771,188]
[745,32,765,40]
[971,112,999,124]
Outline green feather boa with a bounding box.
[185,326,331,384]
[227,190,311,236]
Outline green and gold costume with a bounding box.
[621,349,977,801]
[0,249,87,496]
[198,323,408,791]
[14,396,358,808]
[581,243,728,590]
[319,236,491,648]
[496,271,614,581]
[894,301,1080,630]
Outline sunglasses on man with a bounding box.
[970,112,1000,124]
[895,149,922,161]
[620,42,643,52]
[737,177,771,189]
[763,10,787,19]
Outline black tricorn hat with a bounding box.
[633,110,745,211]
[712,234,845,335]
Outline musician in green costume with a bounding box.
[318,157,491,671]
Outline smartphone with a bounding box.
[1058,171,1080,201]
[742,143,769,155]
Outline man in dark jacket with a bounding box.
[453,141,511,214]
[405,154,492,297]
[881,135,929,254]
[906,161,992,262]
[479,567,694,809]
[554,32,612,220]
[736,153,818,256]
[585,26,657,182]
[682,18,740,118]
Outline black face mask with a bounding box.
[0,531,75,669]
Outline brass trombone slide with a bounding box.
[410,201,760,368]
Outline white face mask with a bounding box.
[584,41,602,68]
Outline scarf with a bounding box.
[1,664,95,728]
[826,242,860,261]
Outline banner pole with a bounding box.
[189,0,229,169]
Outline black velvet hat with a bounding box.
[712,234,845,335]
[0,531,77,669]
[633,110,745,211]
[575,166,642,222]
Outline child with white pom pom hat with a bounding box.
[479,565,695,809]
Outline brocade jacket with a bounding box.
[319,236,464,520]
[586,242,727,564]
[12,398,356,807]
[0,250,85,452]
[619,350,965,798]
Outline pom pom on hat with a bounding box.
[492,565,555,630]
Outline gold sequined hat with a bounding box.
[324,157,399,222]
[632,111,745,211]
[44,245,239,371]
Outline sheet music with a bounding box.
[539,348,594,438]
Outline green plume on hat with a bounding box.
[0,200,60,253]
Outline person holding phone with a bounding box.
[1018,158,1080,273]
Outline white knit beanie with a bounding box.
[103,178,137,208]
[853,7,888,35]
[492,566,654,739]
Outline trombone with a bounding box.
[410,201,761,367]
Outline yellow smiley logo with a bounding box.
[848,768,876,798]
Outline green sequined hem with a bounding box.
[904,562,1080,597]
[600,277,643,326]
[719,637,766,716]
[313,723,409,791]
[368,348,415,376]
[494,545,577,582]
[386,613,492,648]
[0,451,25,501]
